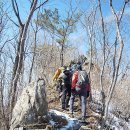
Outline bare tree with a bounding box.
[98,0,106,127]
[36,3,80,66]
[81,5,98,103]
[0,1,13,129]
[104,0,130,119]
[28,12,41,83]
[0,2,8,57]
[97,0,130,128]
[9,0,48,122]
[0,61,8,130]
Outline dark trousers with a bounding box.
[56,80,62,93]
[61,84,71,108]
[69,90,87,117]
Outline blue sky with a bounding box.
[5,0,130,55]
[8,0,126,24]
[1,0,130,84]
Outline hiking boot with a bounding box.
[65,104,69,108]
[78,116,86,122]
[68,112,74,118]
[65,108,69,111]
[61,106,65,110]
[58,106,65,111]
[70,113,74,118]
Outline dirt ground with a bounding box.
[46,85,101,130]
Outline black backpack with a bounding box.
[62,70,71,85]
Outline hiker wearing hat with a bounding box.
[52,66,72,109]
[59,67,72,109]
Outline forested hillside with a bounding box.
[0,0,130,130]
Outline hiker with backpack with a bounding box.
[69,64,90,121]
[52,66,66,81]
[58,67,72,110]
[52,66,66,93]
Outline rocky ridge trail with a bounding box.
[11,82,101,130]
[46,85,101,130]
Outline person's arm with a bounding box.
[71,71,78,90]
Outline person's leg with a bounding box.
[80,94,87,118]
[66,85,71,108]
[69,92,75,114]
[61,89,67,109]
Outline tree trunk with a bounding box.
[98,0,106,129]
[10,0,38,120]
[60,44,64,66]
[28,30,37,83]
[98,0,105,114]
[0,62,10,130]
[104,0,128,120]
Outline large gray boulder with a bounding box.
[10,78,48,130]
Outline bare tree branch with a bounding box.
[35,0,48,11]
[11,0,23,27]
[0,5,19,27]
[104,0,129,121]
[0,37,16,53]
[7,15,19,27]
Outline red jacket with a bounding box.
[71,71,91,92]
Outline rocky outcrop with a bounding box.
[10,78,48,130]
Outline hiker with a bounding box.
[52,66,66,92]
[52,66,66,81]
[59,67,72,109]
[69,65,90,121]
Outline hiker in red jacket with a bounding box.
[69,64,90,122]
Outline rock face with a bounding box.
[48,110,80,130]
[10,78,48,130]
